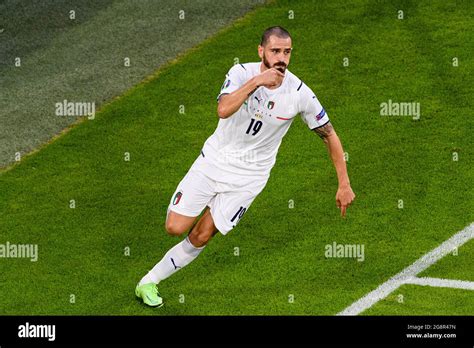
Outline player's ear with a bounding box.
[258,45,264,59]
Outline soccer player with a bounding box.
[136,26,355,307]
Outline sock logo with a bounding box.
[170,258,181,270]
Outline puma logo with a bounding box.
[170,258,181,270]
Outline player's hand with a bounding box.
[336,185,355,217]
[255,68,284,88]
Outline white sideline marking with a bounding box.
[406,277,474,290]
[337,222,474,316]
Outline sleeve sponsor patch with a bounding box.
[315,108,326,121]
[221,79,231,91]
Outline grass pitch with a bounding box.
[0,0,472,315]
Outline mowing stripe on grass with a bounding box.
[0,0,266,168]
[338,222,474,316]
[405,277,474,291]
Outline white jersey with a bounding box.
[201,62,330,178]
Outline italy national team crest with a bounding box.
[173,191,183,205]
[267,101,275,110]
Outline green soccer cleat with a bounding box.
[135,283,164,307]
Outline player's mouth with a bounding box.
[274,64,286,73]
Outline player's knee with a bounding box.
[189,228,214,247]
[165,220,185,236]
[190,235,208,248]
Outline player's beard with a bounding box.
[262,52,287,74]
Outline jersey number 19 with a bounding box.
[245,118,262,136]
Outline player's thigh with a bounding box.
[166,167,216,233]
[165,209,198,234]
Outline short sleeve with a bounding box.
[298,83,330,130]
[216,64,246,101]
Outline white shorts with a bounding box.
[167,152,268,235]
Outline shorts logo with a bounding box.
[267,101,275,110]
[173,191,183,205]
[315,108,326,121]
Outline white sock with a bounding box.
[139,237,205,286]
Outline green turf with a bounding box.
[362,285,474,315]
[419,240,474,281]
[0,0,265,167]
[0,0,472,315]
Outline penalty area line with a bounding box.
[337,222,474,316]
[405,277,474,290]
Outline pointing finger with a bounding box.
[340,205,347,217]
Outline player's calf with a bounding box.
[188,208,218,247]
[188,227,217,248]
[137,209,217,307]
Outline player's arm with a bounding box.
[217,68,284,119]
[313,122,355,217]
[217,79,259,119]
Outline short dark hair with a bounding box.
[260,26,292,46]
